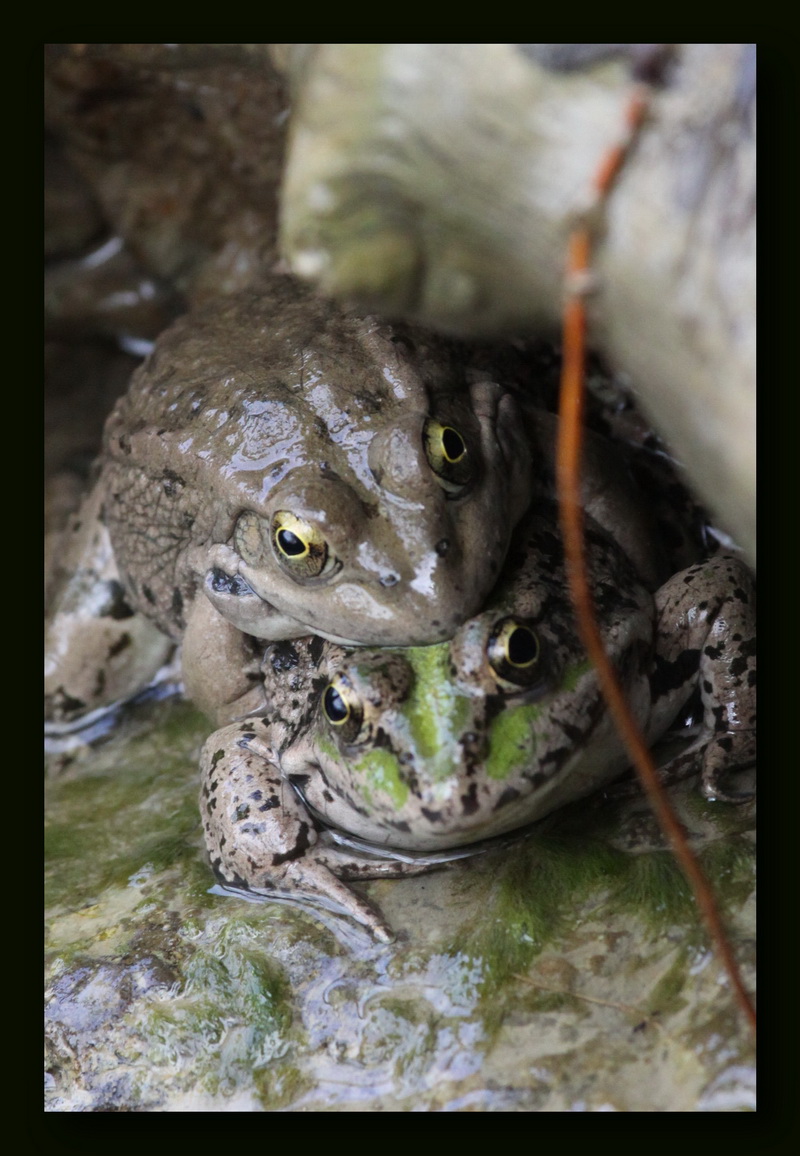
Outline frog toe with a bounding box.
[699,731,756,803]
[200,723,396,941]
[283,858,395,943]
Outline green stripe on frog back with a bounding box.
[402,642,472,775]
[352,642,472,793]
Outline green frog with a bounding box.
[199,502,756,941]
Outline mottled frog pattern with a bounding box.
[199,502,756,940]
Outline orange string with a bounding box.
[556,92,756,1034]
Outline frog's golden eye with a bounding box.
[322,677,364,744]
[423,419,472,494]
[487,617,543,689]
[270,511,330,579]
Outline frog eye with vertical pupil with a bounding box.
[270,511,330,578]
[487,617,543,688]
[423,419,472,493]
[322,677,364,743]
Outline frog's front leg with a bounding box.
[181,594,267,726]
[650,554,756,801]
[199,723,399,942]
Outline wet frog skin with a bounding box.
[199,503,756,941]
[44,483,176,725]
[102,274,531,652]
[46,273,535,723]
[44,272,665,728]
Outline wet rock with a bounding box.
[277,43,756,563]
[45,696,755,1112]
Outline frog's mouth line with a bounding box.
[289,779,540,865]
[207,565,448,648]
[206,566,367,645]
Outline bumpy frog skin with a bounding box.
[45,274,663,726]
[199,503,757,941]
[102,275,531,654]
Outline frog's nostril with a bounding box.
[209,568,255,597]
[380,572,400,588]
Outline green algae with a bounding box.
[610,828,754,941]
[610,850,695,931]
[444,799,755,1044]
[683,786,757,836]
[253,1062,313,1110]
[450,828,629,1007]
[45,698,215,978]
[647,952,692,1017]
[45,693,756,1111]
[133,922,297,1097]
[45,764,201,912]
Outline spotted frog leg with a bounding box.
[45,480,175,725]
[199,722,434,941]
[647,553,756,801]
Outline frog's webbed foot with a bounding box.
[651,734,756,803]
[277,859,395,943]
[199,724,395,941]
[652,554,756,804]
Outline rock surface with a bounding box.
[46,696,755,1112]
[278,44,756,564]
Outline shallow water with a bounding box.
[45,695,755,1112]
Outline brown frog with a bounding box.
[47,275,536,722]
[44,275,663,729]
